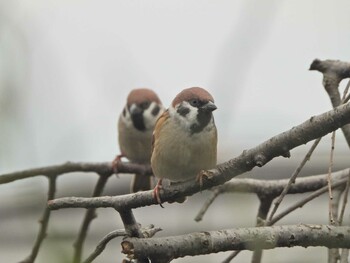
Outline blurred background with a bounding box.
[1,0,350,262]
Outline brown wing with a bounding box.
[151,109,169,155]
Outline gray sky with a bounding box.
[1,0,350,170]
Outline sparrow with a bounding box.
[117,88,164,192]
[151,87,217,204]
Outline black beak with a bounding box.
[201,101,217,112]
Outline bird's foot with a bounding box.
[196,170,211,191]
[112,153,125,176]
[152,179,164,208]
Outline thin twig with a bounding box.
[196,169,349,223]
[83,225,162,263]
[344,94,350,103]
[221,251,241,263]
[341,79,350,102]
[327,131,336,225]
[337,80,350,227]
[268,138,322,222]
[340,249,349,263]
[194,188,221,222]
[73,173,112,263]
[19,175,57,263]
[328,189,343,263]
[269,178,347,226]
[221,196,274,263]
[251,196,274,263]
[338,171,350,225]
[83,229,126,263]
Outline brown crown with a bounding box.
[172,87,214,107]
[127,88,162,106]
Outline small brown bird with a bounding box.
[151,87,217,203]
[118,88,164,192]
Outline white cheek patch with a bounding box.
[143,102,164,130]
[120,105,133,128]
[173,101,199,130]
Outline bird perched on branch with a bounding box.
[117,88,164,192]
[151,87,217,204]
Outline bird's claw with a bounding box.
[152,179,164,208]
[112,154,125,176]
[196,170,211,191]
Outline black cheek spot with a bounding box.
[152,105,160,116]
[177,105,190,117]
[122,108,126,117]
[190,112,212,134]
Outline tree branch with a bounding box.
[328,189,343,263]
[19,175,57,263]
[268,178,347,226]
[83,225,162,263]
[195,168,349,223]
[310,58,350,146]
[48,103,350,210]
[119,209,150,263]
[0,161,152,185]
[73,172,112,263]
[251,196,273,263]
[268,137,322,221]
[121,225,350,260]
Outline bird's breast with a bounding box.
[152,119,217,181]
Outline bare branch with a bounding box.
[83,229,126,263]
[341,79,350,102]
[0,161,152,185]
[48,103,350,210]
[122,225,350,260]
[309,59,350,79]
[251,196,273,263]
[221,251,240,263]
[196,168,349,223]
[340,249,349,263]
[220,172,347,263]
[339,171,350,225]
[83,225,162,263]
[73,173,112,263]
[194,188,220,222]
[48,168,350,213]
[119,209,150,263]
[327,131,336,225]
[269,178,347,226]
[221,196,274,263]
[268,138,322,221]
[120,209,144,238]
[310,58,350,146]
[329,189,343,263]
[309,59,350,106]
[19,176,57,263]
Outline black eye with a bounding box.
[140,101,150,109]
[190,99,199,107]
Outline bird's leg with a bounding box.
[112,153,125,176]
[152,179,164,208]
[196,170,211,191]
